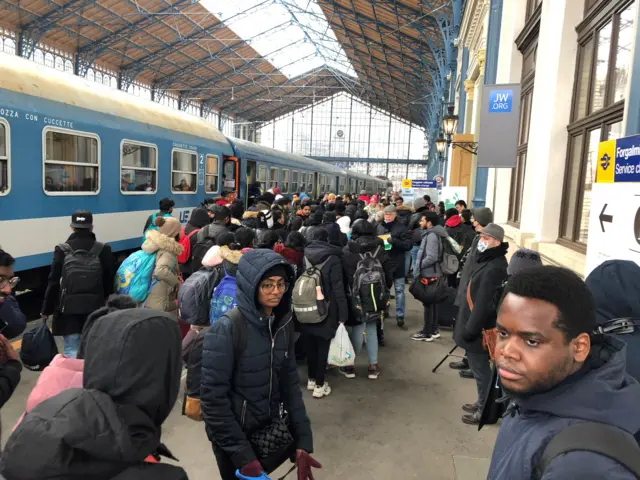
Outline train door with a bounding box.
[222,155,239,202]
[246,160,257,207]
[314,172,319,196]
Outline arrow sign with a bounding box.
[599,203,613,232]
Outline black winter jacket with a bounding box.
[319,221,345,247]
[453,243,508,353]
[181,208,211,277]
[0,296,26,339]
[298,241,349,339]
[1,309,185,480]
[196,222,229,245]
[395,205,413,227]
[41,230,114,336]
[342,237,393,326]
[375,220,411,280]
[201,250,312,470]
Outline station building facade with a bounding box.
[454,0,635,275]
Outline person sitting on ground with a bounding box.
[300,229,348,399]
[2,308,187,479]
[201,250,319,480]
[489,266,640,479]
[274,231,305,279]
[141,217,183,318]
[341,220,393,379]
[411,212,450,343]
[454,223,508,426]
[143,198,174,236]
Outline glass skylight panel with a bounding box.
[202,0,355,78]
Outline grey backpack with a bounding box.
[178,267,221,326]
[440,236,461,275]
[292,257,329,324]
[352,246,388,317]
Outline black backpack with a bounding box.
[58,242,105,315]
[534,422,640,479]
[20,318,58,371]
[352,246,388,321]
[191,239,215,272]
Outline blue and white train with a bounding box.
[0,54,389,289]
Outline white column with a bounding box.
[519,0,584,242]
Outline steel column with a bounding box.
[625,1,640,135]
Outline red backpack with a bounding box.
[177,227,199,264]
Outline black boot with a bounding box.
[459,369,474,379]
[449,357,469,370]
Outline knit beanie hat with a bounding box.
[156,216,181,238]
[481,223,504,242]
[471,207,493,227]
[508,248,542,276]
[413,197,426,211]
[260,264,289,283]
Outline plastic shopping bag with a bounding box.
[328,324,355,367]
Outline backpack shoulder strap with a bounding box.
[304,257,312,270]
[58,243,73,256]
[88,241,104,257]
[227,308,248,360]
[534,422,640,480]
[373,245,381,258]
[187,228,200,239]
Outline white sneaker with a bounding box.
[307,379,316,391]
[431,332,441,339]
[312,383,332,398]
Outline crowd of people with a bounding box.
[0,186,639,479]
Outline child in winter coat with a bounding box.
[141,217,183,317]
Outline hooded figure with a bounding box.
[1,309,186,480]
[586,260,640,383]
[200,250,312,478]
[141,219,183,316]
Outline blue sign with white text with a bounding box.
[613,135,640,182]
[489,89,513,113]
[412,180,437,188]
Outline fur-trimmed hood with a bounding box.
[230,218,242,226]
[396,204,414,212]
[219,245,242,265]
[141,229,183,256]
[242,211,260,219]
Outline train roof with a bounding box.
[0,53,229,147]
[226,136,344,174]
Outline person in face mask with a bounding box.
[453,223,509,426]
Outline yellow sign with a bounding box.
[596,139,616,184]
[401,179,412,188]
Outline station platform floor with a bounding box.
[2,292,499,480]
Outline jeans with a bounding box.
[306,335,331,386]
[466,350,492,409]
[349,322,378,365]
[63,333,81,359]
[393,278,405,317]
[423,303,439,334]
[410,245,420,276]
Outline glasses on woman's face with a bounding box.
[259,281,289,293]
[0,276,19,290]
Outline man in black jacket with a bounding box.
[376,205,412,327]
[192,205,231,271]
[2,308,187,480]
[201,249,318,480]
[453,223,508,425]
[41,211,113,359]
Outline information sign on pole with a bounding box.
[412,180,438,188]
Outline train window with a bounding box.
[292,171,299,192]
[44,127,99,195]
[269,167,278,191]
[171,149,197,194]
[299,172,306,192]
[120,140,157,194]
[281,169,290,193]
[0,119,9,195]
[205,154,219,193]
[257,165,267,192]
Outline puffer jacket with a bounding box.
[298,241,348,339]
[395,205,413,226]
[1,309,185,480]
[489,336,640,479]
[416,226,448,278]
[241,211,260,230]
[142,230,182,316]
[200,250,312,470]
